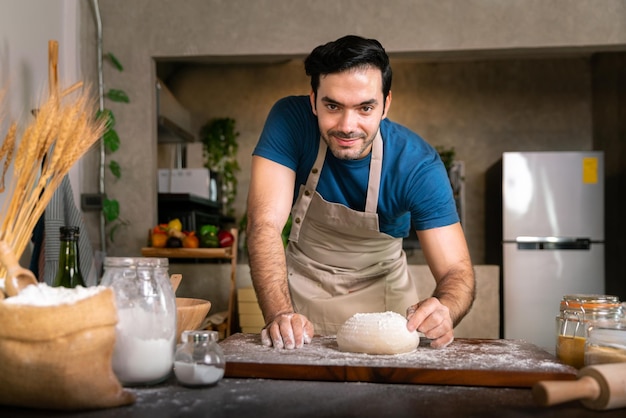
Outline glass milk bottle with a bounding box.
[101,257,176,385]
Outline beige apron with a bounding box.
[286,132,418,335]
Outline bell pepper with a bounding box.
[199,224,219,248]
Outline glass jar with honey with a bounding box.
[556,294,623,368]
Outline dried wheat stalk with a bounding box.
[0,84,105,278]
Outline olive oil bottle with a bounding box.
[53,226,85,288]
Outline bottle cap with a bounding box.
[182,330,219,343]
[59,226,80,240]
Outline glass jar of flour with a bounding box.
[101,257,176,386]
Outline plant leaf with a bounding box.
[106,52,124,72]
[104,129,120,153]
[108,223,120,243]
[102,198,120,223]
[108,160,121,179]
[107,218,130,244]
[106,89,130,103]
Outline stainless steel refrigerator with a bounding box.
[499,151,605,353]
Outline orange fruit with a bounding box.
[152,224,168,234]
[182,232,200,248]
[152,232,168,248]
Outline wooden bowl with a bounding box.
[176,297,211,342]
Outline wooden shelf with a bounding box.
[141,228,239,338]
[141,247,233,259]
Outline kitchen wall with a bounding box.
[162,56,593,265]
[77,0,626,303]
[0,0,86,264]
[592,54,626,300]
[0,0,82,205]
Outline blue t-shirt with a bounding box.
[252,96,459,238]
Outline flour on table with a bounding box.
[337,311,420,355]
[222,333,576,373]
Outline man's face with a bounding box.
[310,66,391,160]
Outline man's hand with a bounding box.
[406,297,454,348]
[260,313,314,349]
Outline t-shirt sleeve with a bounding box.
[407,151,460,231]
[252,96,318,171]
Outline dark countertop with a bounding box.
[0,376,622,418]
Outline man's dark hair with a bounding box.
[304,35,392,100]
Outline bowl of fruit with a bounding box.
[149,219,234,249]
[150,218,199,249]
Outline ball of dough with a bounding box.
[337,311,420,355]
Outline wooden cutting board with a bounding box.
[221,333,577,388]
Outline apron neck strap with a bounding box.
[290,132,384,241]
[365,130,383,213]
[289,139,327,241]
[309,132,383,213]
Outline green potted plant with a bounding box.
[436,145,464,224]
[435,145,455,173]
[98,52,129,243]
[199,117,240,217]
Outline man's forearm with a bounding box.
[247,223,294,324]
[432,260,476,326]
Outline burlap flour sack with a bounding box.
[0,286,135,410]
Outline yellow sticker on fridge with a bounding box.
[582,157,598,184]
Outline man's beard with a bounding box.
[321,129,377,160]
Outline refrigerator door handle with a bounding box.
[515,236,592,250]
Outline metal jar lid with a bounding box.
[560,294,623,319]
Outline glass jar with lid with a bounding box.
[100,257,176,386]
[556,294,623,368]
[174,330,225,386]
[585,318,626,365]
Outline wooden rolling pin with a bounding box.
[533,362,626,411]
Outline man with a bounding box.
[246,35,475,350]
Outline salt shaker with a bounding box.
[101,257,176,386]
[174,330,225,386]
